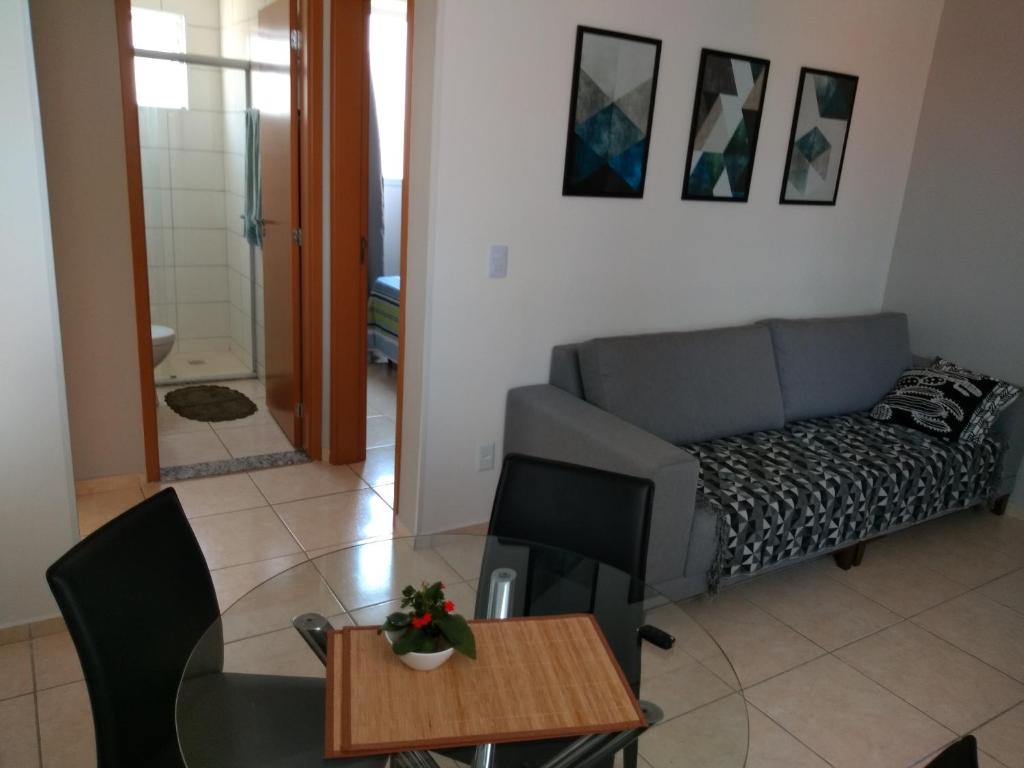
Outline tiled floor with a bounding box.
[156,377,294,468]
[155,348,252,384]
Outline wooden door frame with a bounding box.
[327,0,370,465]
[328,0,413,513]
[115,0,324,482]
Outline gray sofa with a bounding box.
[503,313,1024,600]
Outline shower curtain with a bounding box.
[367,81,385,292]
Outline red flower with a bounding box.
[411,614,432,629]
[444,600,455,613]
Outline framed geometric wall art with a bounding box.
[682,48,770,202]
[562,26,662,198]
[780,67,859,205]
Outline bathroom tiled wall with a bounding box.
[221,0,273,381]
[135,0,260,380]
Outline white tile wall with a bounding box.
[186,25,220,56]
[172,189,226,228]
[174,228,226,266]
[145,227,175,266]
[227,232,251,276]
[187,67,224,110]
[148,267,176,305]
[168,110,224,151]
[141,148,171,187]
[176,266,229,303]
[138,106,168,148]
[143,188,173,227]
[162,0,219,29]
[170,150,227,191]
[177,302,230,339]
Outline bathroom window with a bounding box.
[131,8,188,110]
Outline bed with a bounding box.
[367,275,400,364]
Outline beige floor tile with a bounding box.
[249,461,366,505]
[874,517,1023,589]
[366,415,396,449]
[0,694,40,768]
[828,546,968,617]
[430,535,488,582]
[32,632,84,691]
[37,681,95,768]
[156,402,212,435]
[367,364,397,419]
[0,642,33,700]
[207,398,277,430]
[313,539,463,611]
[223,626,332,678]
[373,484,395,508]
[979,568,1024,614]
[650,603,740,690]
[220,561,344,642]
[836,621,1024,732]
[210,552,309,611]
[349,582,477,627]
[638,693,749,768]
[980,751,1011,768]
[348,445,395,487]
[159,429,231,466]
[639,656,735,721]
[683,593,825,688]
[274,490,395,552]
[739,561,901,650]
[216,377,266,400]
[974,703,1024,768]
[745,655,953,768]
[159,472,267,518]
[189,507,302,570]
[913,592,1024,682]
[0,625,30,646]
[77,487,145,537]
[28,619,65,639]
[745,704,830,768]
[215,423,294,459]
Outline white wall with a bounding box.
[0,0,78,627]
[402,0,944,533]
[883,0,1024,509]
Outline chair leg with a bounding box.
[834,541,867,571]
[990,495,1009,516]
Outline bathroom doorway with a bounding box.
[118,0,323,480]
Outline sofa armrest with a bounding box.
[503,385,700,585]
[991,393,1024,498]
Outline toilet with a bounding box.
[151,325,176,367]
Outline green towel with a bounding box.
[243,108,263,247]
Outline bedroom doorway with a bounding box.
[364,0,406,485]
[328,0,409,509]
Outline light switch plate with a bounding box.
[488,245,508,279]
[478,442,495,471]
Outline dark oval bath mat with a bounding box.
[165,385,258,423]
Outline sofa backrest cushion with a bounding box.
[576,325,785,445]
[761,312,912,422]
[550,344,585,398]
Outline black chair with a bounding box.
[47,489,220,768]
[926,736,979,768]
[488,453,655,583]
[475,454,657,768]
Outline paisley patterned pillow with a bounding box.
[871,357,1019,443]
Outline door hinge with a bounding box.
[360,236,367,264]
[295,402,304,418]
[292,227,303,247]
[290,30,301,51]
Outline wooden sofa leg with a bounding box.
[990,495,1010,516]
[834,541,867,571]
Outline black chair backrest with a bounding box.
[926,736,979,768]
[46,489,220,768]
[489,454,655,581]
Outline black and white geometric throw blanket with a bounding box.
[683,413,1002,590]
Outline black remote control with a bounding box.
[637,624,676,650]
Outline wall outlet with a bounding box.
[488,245,508,278]
[477,442,495,471]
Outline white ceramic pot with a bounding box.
[385,630,455,671]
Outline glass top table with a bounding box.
[176,534,748,767]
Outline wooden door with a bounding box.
[254,0,302,446]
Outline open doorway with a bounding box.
[119,0,322,481]
[363,0,407,483]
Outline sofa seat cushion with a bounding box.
[762,313,912,422]
[577,325,785,445]
[684,413,1002,587]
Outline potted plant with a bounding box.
[379,581,476,671]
